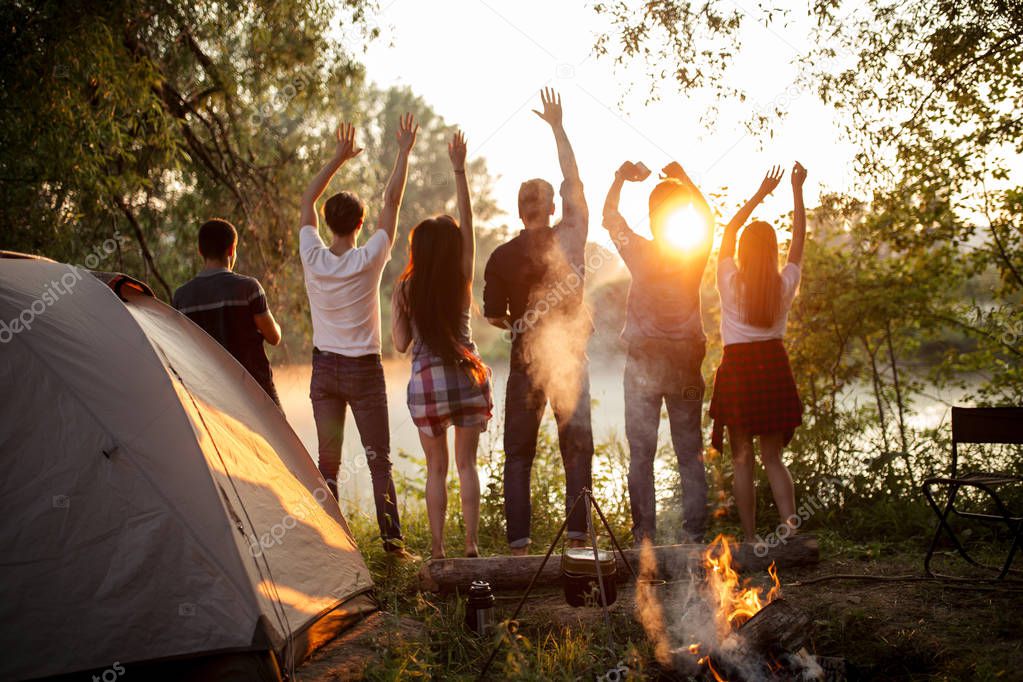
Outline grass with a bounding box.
[315,427,1023,681]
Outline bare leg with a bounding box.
[759,431,797,531]
[454,426,481,557]
[419,430,450,559]
[728,426,757,543]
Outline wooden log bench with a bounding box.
[418,534,819,593]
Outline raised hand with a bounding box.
[791,161,807,189]
[616,161,651,182]
[333,122,363,162]
[396,113,419,154]
[758,165,785,197]
[449,130,474,280]
[448,130,467,171]
[531,87,563,128]
[661,161,693,185]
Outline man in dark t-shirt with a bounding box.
[483,88,594,555]
[173,219,283,406]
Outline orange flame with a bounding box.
[703,534,781,638]
[705,657,727,682]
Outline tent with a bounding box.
[0,253,376,680]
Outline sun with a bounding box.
[662,205,708,251]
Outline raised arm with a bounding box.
[602,161,649,248]
[448,130,474,284]
[719,166,784,263]
[532,88,579,184]
[787,161,807,266]
[533,88,587,245]
[662,161,715,265]
[300,123,362,229]
[377,113,419,243]
[662,161,710,215]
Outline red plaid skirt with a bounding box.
[708,339,802,451]
[407,352,493,437]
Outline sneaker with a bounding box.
[384,547,421,563]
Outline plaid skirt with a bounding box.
[708,339,802,451]
[407,350,493,437]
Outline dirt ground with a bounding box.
[779,554,1023,680]
[297,551,1023,681]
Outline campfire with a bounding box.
[637,534,845,681]
[703,535,781,636]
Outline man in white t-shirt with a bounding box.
[298,117,418,558]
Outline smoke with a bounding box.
[516,238,593,414]
[633,540,721,676]
[634,539,672,666]
[521,308,590,413]
[632,538,796,681]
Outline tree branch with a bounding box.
[980,182,1023,291]
[929,312,1023,358]
[114,197,173,301]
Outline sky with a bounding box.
[353,0,859,247]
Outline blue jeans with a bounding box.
[624,339,708,544]
[503,357,594,548]
[310,350,403,551]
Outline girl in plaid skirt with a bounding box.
[392,131,492,559]
[709,162,807,543]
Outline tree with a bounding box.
[593,0,1023,407]
[0,1,507,359]
[0,0,373,298]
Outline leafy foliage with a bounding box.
[0,1,507,361]
[592,0,1023,509]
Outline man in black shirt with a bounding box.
[484,88,594,555]
[173,219,283,406]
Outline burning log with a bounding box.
[418,534,818,593]
[736,599,809,655]
[643,536,844,681]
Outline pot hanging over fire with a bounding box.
[561,547,617,607]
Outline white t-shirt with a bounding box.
[717,257,801,346]
[299,226,392,356]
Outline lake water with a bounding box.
[275,359,962,512]
[275,358,633,511]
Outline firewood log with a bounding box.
[418,534,819,592]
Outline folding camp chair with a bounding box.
[922,406,1023,580]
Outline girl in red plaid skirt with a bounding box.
[392,131,492,559]
[710,162,808,543]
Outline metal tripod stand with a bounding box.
[477,488,637,680]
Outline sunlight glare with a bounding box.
[662,205,707,251]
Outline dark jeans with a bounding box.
[310,350,403,551]
[504,357,594,548]
[624,339,708,544]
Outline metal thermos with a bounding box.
[464,580,495,636]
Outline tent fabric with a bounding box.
[0,257,375,680]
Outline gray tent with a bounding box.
[0,254,375,680]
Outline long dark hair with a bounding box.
[400,215,487,384]
[736,220,783,328]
